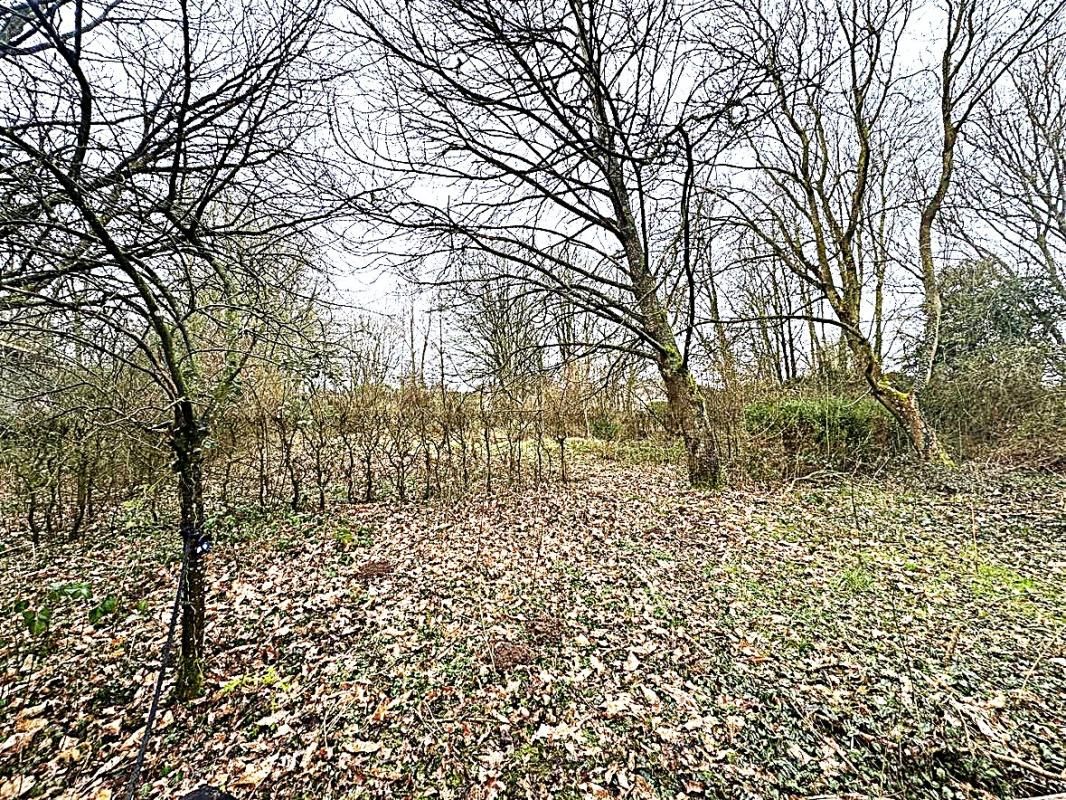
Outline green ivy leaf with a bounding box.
[23,607,51,637]
[89,596,119,626]
[49,581,92,602]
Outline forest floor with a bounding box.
[2,455,1065,800]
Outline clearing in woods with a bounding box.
[2,459,1065,799]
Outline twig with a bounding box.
[943,623,963,666]
[982,747,1066,783]
[1021,621,1065,692]
[785,468,839,492]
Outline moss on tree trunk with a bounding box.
[872,381,953,467]
[660,355,722,489]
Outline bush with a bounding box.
[923,344,1066,466]
[588,414,621,441]
[918,258,1066,466]
[743,395,897,476]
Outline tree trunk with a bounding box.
[603,137,722,488]
[632,264,722,487]
[344,441,357,503]
[27,491,40,545]
[916,200,944,390]
[864,379,946,465]
[69,448,89,540]
[848,336,953,466]
[661,360,721,489]
[363,452,374,502]
[172,406,207,701]
[707,263,737,388]
[481,413,492,494]
[914,114,955,399]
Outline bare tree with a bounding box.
[914,0,1066,408]
[715,0,1062,461]
[718,0,958,458]
[903,0,1061,433]
[448,261,549,392]
[959,30,1066,354]
[0,0,336,697]
[339,0,756,487]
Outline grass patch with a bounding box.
[836,565,874,593]
[568,436,684,466]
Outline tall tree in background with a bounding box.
[717,0,957,458]
[450,262,549,393]
[1,0,336,697]
[340,0,754,487]
[960,30,1066,357]
[717,0,1063,462]
[913,0,1066,429]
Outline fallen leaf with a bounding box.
[343,739,382,754]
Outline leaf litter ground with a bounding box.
[2,460,1064,799]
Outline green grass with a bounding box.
[836,566,874,593]
[568,436,684,466]
[333,522,375,549]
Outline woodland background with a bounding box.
[1,0,1065,797]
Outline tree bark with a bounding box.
[871,385,949,465]
[636,272,722,488]
[661,360,721,488]
[363,452,374,502]
[172,404,207,701]
[848,335,953,465]
[607,152,723,489]
[910,103,953,464]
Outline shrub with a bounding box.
[918,258,1066,466]
[588,414,621,441]
[743,395,897,476]
[923,345,1066,466]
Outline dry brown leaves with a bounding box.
[0,460,1064,798]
